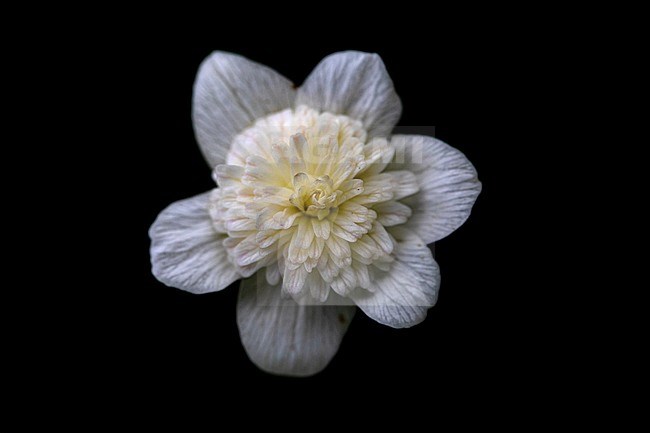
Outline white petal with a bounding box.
[307,271,330,303]
[326,227,355,256]
[390,135,481,243]
[214,164,244,184]
[349,235,378,259]
[317,253,339,283]
[256,229,282,249]
[388,170,420,200]
[353,174,395,204]
[224,215,256,233]
[274,208,301,230]
[389,227,440,287]
[149,192,240,294]
[266,263,281,286]
[330,158,361,187]
[352,262,371,289]
[296,51,401,138]
[233,235,265,267]
[288,217,312,263]
[282,265,308,297]
[237,275,355,377]
[350,228,439,328]
[374,201,412,226]
[331,222,360,243]
[360,138,395,176]
[192,52,296,167]
[330,266,357,297]
[311,218,331,240]
[369,222,394,255]
[298,217,315,249]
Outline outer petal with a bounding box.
[296,51,401,138]
[350,228,439,328]
[192,51,296,167]
[237,274,355,377]
[149,192,240,294]
[390,135,481,244]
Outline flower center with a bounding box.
[289,173,340,219]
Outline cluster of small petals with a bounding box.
[211,106,419,302]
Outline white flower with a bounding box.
[150,51,481,377]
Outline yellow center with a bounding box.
[289,173,341,219]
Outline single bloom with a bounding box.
[150,51,481,376]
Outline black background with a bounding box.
[133,44,542,402]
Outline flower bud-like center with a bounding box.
[289,173,342,220]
